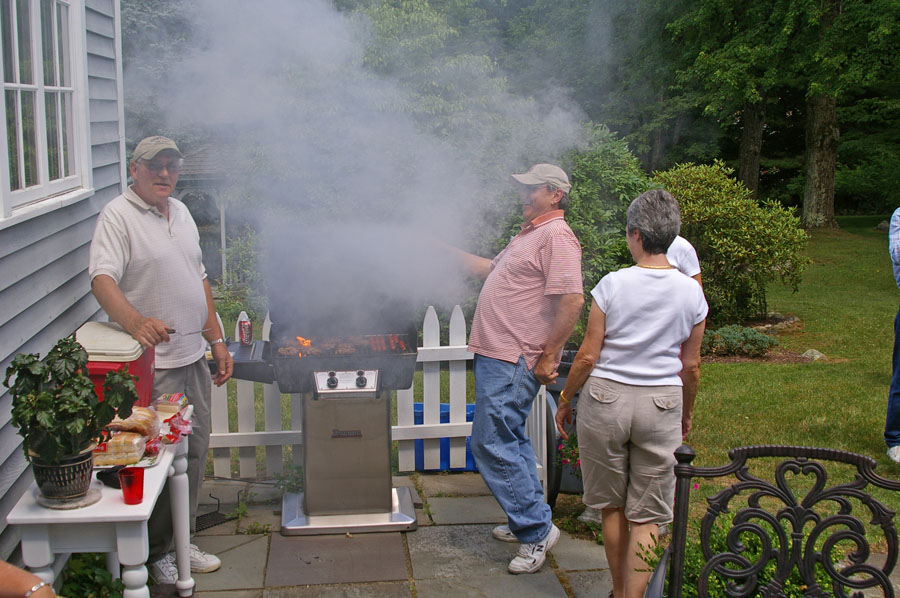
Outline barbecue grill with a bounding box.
[225,225,419,535]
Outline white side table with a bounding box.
[8,437,195,598]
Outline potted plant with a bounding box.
[4,335,139,501]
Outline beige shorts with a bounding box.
[577,377,682,525]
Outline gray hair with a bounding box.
[545,184,570,211]
[626,189,681,254]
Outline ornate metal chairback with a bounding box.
[663,445,900,598]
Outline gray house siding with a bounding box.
[0,0,125,560]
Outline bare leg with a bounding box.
[601,508,629,597]
[624,521,658,598]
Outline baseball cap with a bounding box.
[511,163,571,193]
[132,136,182,162]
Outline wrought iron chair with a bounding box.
[646,445,900,598]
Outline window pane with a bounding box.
[60,89,70,175]
[5,89,21,188]
[45,90,58,179]
[20,88,35,186]
[56,0,66,86]
[2,0,15,83]
[15,0,30,85]
[40,0,54,86]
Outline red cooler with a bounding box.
[76,322,155,407]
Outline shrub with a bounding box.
[701,325,778,357]
[215,225,267,323]
[653,161,809,326]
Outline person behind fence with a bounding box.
[554,189,707,598]
[89,136,234,584]
[886,206,900,463]
[447,163,584,574]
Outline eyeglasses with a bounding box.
[140,159,182,174]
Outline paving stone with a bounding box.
[247,483,282,504]
[265,532,407,587]
[565,569,613,598]
[236,506,281,534]
[418,472,490,497]
[193,535,269,592]
[551,533,609,571]
[194,591,263,598]
[406,524,517,578]
[427,496,505,525]
[264,582,413,597]
[414,569,567,598]
[415,508,432,527]
[199,479,249,507]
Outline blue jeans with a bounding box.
[471,354,551,543]
[886,306,900,447]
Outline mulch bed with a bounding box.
[702,348,810,364]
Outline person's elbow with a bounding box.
[681,359,701,380]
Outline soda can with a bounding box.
[239,319,252,346]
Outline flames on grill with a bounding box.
[277,334,410,359]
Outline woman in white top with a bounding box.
[555,189,707,598]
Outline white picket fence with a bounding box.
[208,305,547,492]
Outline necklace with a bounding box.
[636,264,675,270]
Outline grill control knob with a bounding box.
[327,375,338,389]
[356,375,367,388]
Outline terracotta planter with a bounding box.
[29,444,96,501]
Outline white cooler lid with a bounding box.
[75,321,144,362]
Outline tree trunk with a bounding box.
[738,100,765,198]
[802,94,839,228]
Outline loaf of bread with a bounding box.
[107,406,160,438]
[93,432,146,466]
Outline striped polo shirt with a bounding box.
[468,210,583,369]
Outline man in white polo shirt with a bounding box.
[89,136,233,584]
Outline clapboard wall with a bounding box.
[0,0,125,560]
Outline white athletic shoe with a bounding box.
[492,524,519,543]
[148,553,178,584]
[577,506,603,525]
[189,544,222,573]
[888,445,900,464]
[507,524,560,574]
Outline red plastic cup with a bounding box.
[118,467,144,504]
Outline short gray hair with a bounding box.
[545,184,570,211]
[626,189,681,254]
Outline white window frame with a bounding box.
[0,0,91,220]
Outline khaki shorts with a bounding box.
[577,377,682,525]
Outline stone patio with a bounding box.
[151,472,612,597]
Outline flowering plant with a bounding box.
[557,431,581,478]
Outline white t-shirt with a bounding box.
[590,266,708,386]
[89,187,209,368]
[666,235,701,278]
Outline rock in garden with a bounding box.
[877,220,890,232]
[801,349,827,362]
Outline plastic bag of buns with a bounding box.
[107,406,160,438]
[93,432,146,466]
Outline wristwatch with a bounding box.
[209,338,225,347]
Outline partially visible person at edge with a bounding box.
[555,189,707,598]
[886,207,900,463]
[0,560,55,597]
[447,164,584,574]
[667,234,702,287]
[89,136,234,584]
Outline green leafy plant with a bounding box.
[653,161,810,326]
[242,522,273,535]
[4,336,138,463]
[274,464,304,494]
[216,225,267,323]
[701,325,779,357]
[59,553,124,598]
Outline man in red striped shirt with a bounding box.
[452,164,584,574]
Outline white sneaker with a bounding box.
[492,524,518,543]
[888,446,900,464]
[508,524,560,574]
[149,553,178,584]
[189,543,222,573]
[577,506,603,525]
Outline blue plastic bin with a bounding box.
[413,403,477,472]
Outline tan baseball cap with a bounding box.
[132,136,182,162]
[511,163,571,193]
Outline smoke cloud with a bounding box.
[125,0,587,316]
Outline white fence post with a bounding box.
[447,305,468,468]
